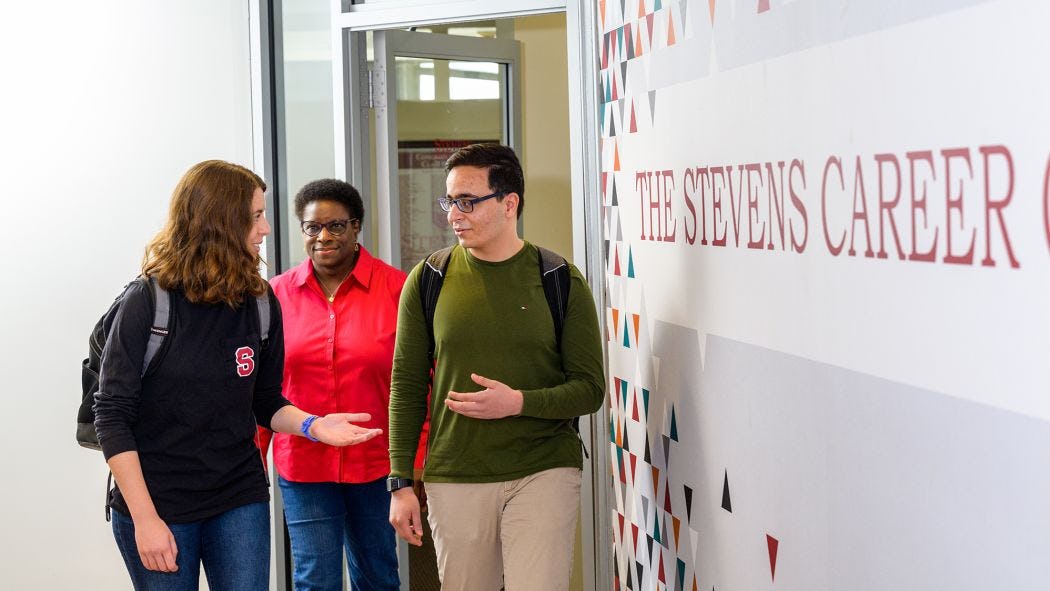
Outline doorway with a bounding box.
[270,1,607,589]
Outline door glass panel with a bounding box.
[394,56,506,271]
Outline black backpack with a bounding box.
[78,277,172,451]
[78,277,272,450]
[419,245,588,457]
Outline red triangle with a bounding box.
[663,485,672,513]
[618,513,625,539]
[602,172,609,200]
[628,452,637,480]
[767,534,779,581]
[657,549,666,583]
[629,101,638,133]
[612,69,619,100]
[632,523,639,549]
[647,13,655,45]
[758,0,770,13]
[631,389,640,420]
[614,246,621,275]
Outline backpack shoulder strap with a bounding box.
[420,246,455,360]
[141,277,170,377]
[256,290,271,347]
[536,246,570,349]
[535,247,590,458]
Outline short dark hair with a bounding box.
[293,178,365,223]
[445,143,524,218]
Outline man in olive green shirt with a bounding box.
[387,143,604,591]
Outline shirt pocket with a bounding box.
[223,334,263,383]
[220,334,264,415]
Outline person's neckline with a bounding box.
[463,240,530,266]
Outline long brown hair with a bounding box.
[142,160,268,306]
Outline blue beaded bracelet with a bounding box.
[300,415,320,442]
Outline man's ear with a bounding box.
[503,193,519,218]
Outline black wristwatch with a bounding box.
[386,476,414,492]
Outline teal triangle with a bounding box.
[653,514,662,543]
[606,75,612,103]
[600,100,606,126]
[627,247,635,278]
[670,406,679,441]
[609,416,616,443]
[617,445,624,465]
[642,388,650,416]
[617,28,624,53]
[621,378,629,400]
[623,321,631,347]
[677,558,686,590]
[654,0,662,10]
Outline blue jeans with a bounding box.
[278,475,399,591]
[111,502,270,591]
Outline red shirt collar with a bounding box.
[290,245,377,292]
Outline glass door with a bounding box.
[369,29,521,270]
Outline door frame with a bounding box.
[330,2,609,590]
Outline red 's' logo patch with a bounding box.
[235,346,255,377]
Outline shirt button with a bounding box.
[330,314,335,319]
[328,338,334,343]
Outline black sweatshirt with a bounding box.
[94,279,291,523]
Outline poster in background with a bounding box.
[397,139,495,269]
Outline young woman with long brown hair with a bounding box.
[93,160,381,590]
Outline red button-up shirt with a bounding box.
[261,248,418,483]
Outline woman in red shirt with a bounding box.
[262,179,407,591]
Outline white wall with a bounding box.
[600,0,1050,589]
[0,2,257,588]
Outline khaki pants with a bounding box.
[425,467,582,591]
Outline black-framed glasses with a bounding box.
[300,218,358,237]
[437,191,504,214]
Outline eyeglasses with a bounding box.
[437,191,504,214]
[300,218,358,237]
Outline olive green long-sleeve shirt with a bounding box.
[388,242,605,482]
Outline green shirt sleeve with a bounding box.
[518,264,606,420]
[387,261,430,478]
